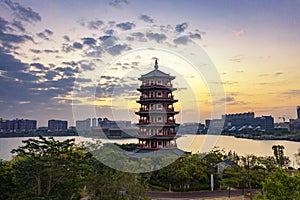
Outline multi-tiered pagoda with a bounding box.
[135,60,179,151]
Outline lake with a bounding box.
[1,135,299,167]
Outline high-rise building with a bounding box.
[297,106,300,119]
[135,60,179,150]
[48,120,68,131]
[76,118,91,131]
[0,118,37,132]
[92,117,97,127]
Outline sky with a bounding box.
[0,0,300,127]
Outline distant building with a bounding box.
[297,106,300,119]
[223,112,255,128]
[48,120,68,131]
[221,112,274,131]
[91,118,97,127]
[290,119,300,132]
[0,118,37,132]
[254,116,274,131]
[76,118,91,131]
[206,119,225,134]
[177,123,204,134]
[98,118,131,129]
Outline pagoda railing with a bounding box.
[138,119,176,124]
[141,83,172,87]
[139,95,174,99]
[138,108,175,112]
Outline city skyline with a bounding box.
[1,0,300,126]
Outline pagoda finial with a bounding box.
[154,59,158,70]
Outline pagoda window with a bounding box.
[157,116,163,122]
[157,91,162,97]
[150,104,154,110]
[157,80,162,85]
[157,104,162,110]
[149,80,154,85]
[150,91,154,97]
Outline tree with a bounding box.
[0,160,16,199]
[11,136,91,199]
[255,169,300,199]
[272,145,290,168]
[295,147,300,166]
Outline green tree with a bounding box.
[11,136,91,199]
[295,147,300,166]
[255,169,300,200]
[0,160,16,199]
[272,145,290,168]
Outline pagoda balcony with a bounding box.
[135,108,179,115]
[137,84,176,91]
[138,119,176,124]
[137,96,178,103]
[140,94,174,99]
[142,83,172,87]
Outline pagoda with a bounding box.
[135,60,180,150]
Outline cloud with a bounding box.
[0,17,33,44]
[127,32,146,42]
[11,20,25,32]
[282,90,300,96]
[36,29,53,40]
[30,63,47,70]
[44,29,53,35]
[0,47,27,71]
[63,35,70,42]
[173,36,190,45]
[189,33,201,39]
[87,19,103,30]
[232,28,246,37]
[219,97,235,103]
[105,29,114,35]
[73,42,83,49]
[44,49,59,53]
[1,0,41,23]
[146,32,167,43]
[274,72,283,76]
[139,14,154,23]
[81,37,97,46]
[109,0,128,8]
[116,22,135,30]
[175,22,188,33]
[0,31,33,44]
[107,44,131,56]
[99,35,118,47]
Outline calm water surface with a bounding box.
[1,135,299,167]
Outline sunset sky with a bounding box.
[1,0,300,126]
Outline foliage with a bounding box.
[272,145,290,168]
[1,138,300,199]
[10,136,91,199]
[254,169,300,199]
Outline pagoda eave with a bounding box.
[136,123,180,127]
[137,86,176,91]
[137,99,178,103]
[135,111,179,115]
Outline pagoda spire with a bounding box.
[154,59,158,70]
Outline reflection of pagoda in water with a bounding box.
[135,60,180,150]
